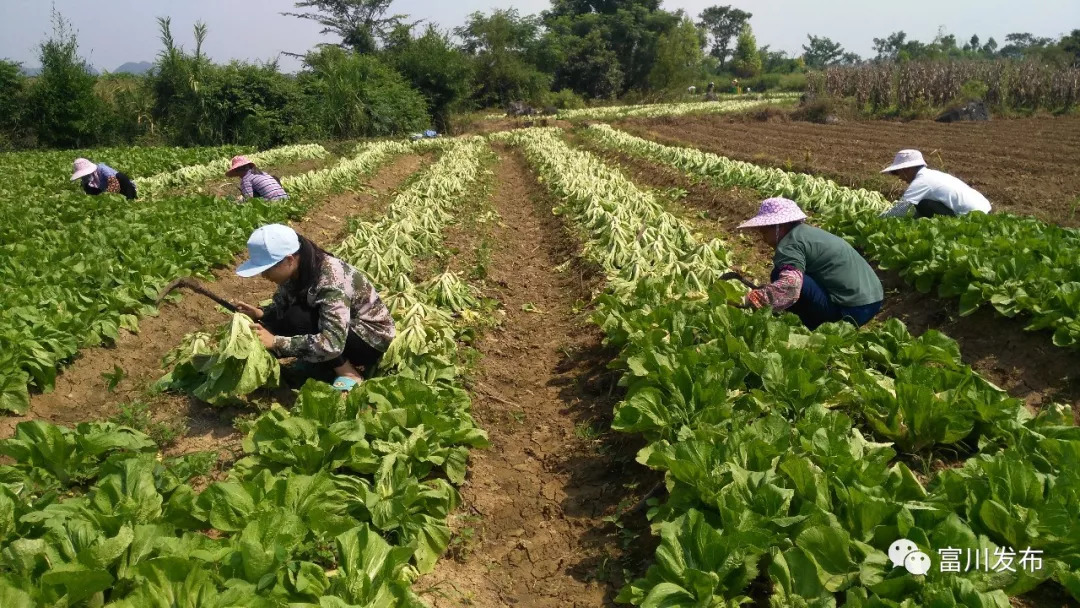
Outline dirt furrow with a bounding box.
[2,154,427,440]
[420,150,652,608]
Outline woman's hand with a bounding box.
[254,324,277,350]
[236,302,263,321]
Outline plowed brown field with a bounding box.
[618,115,1080,226]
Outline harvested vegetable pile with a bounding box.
[155,313,280,406]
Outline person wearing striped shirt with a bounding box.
[225,155,289,203]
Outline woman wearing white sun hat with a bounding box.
[879,149,991,218]
[233,224,395,392]
[71,158,137,200]
[737,197,884,330]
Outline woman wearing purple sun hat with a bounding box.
[71,158,137,200]
[737,197,884,330]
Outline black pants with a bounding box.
[262,300,384,383]
[82,173,138,200]
[914,199,956,218]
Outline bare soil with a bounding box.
[876,271,1080,423]
[419,150,657,608]
[618,115,1080,226]
[1,154,427,443]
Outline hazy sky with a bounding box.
[2,0,1077,72]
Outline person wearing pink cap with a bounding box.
[71,158,137,200]
[879,149,991,218]
[233,224,395,392]
[226,156,288,203]
[737,197,883,329]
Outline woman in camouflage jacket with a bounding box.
[235,224,395,391]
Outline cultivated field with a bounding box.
[620,114,1080,225]
[3,106,1080,607]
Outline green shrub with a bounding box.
[26,10,104,148]
[299,47,429,139]
[958,78,989,102]
[742,73,781,91]
[545,88,586,109]
[387,25,473,133]
[778,72,809,91]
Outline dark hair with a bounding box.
[292,234,329,295]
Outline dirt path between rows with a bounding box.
[877,273,1080,422]
[420,151,653,607]
[2,154,426,440]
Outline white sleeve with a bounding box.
[899,179,931,205]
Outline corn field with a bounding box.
[811,60,1080,112]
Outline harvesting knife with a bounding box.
[155,278,240,314]
[719,271,760,289]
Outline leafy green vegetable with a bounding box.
[508,127,1080,606]
[0,137,494,606]
[0,142,408,410]
[155,314,280,406]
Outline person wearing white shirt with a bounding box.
[878,149,992,218]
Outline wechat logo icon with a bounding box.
[889,539,932,576]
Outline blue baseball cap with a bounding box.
[236,224,300,277]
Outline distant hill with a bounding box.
[113,61,152,75]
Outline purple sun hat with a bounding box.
[737,197,808,230]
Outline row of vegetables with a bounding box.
[0,141,401,415]
[582,123,1080,355]
[0,144,251,194]
[139,144,330,199]
[500,127,1080,606]
[482,94,799,122]
[556,97,795,121]
[1,138,497,606]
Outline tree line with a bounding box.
[1,0,1077,149]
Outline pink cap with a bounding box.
[71,158,97,180]
[226,155,255,176]
[737,197,808,230]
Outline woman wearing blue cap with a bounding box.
[234,224,395,391]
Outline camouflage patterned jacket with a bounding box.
[264,255,395,362]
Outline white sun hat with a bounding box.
[881,150,927,174]
[71,158,97,180]
[236,224,300,278]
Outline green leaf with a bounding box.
[40,564,114,604]
[0,371,30,414]
[958,285,983,317]
[157,314,280,406]
[198,481,255,532]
